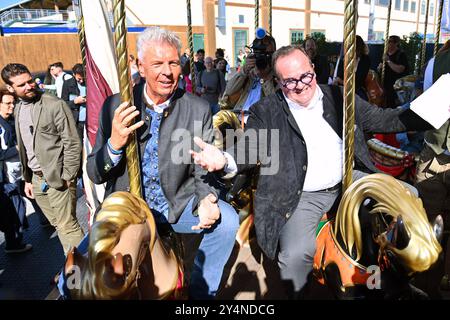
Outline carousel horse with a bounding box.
[367,138,416,183]
[393,74,421,105]
[62,191,184,299]
[313,174,442,299]
[363,71,419,182]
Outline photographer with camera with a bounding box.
[220,29,278,123]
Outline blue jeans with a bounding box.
[171,196,238,299]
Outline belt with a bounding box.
[33,170,43,177]
[318,183,341,193]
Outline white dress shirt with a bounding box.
[423,57,435,92]
[284,87,343,191]
[224,86,343,192]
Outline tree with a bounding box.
[400,32,423,75]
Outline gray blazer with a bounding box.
[87,84,219,223]
[15,93,81,189]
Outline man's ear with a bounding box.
[6,84,14,94]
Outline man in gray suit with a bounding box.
[1,63,84,255]
[190,45,434,298]
[86,27,238,299]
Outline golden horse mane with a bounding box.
[335,173,441,274]
[72,191,157,299]
[213,110,241,149]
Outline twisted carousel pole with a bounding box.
[113,0,142,197]
[381,0,392,86]
[434,0,445,56]
[269,0,272,34]
[186,0,196,94]
[255,0,260,30]
[421,0,431,72]
[342,0,358,192]
[75,1,86,68]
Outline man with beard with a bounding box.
[1,63,84,255]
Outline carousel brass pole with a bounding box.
[342,0,358,192]
[421,0,430,72]
[186,0,196,94]
[113,0,142,197]
[269,0,272,34]
[255,0,259,30]
[434,0,444,56]
[76,2,86,68]
[381,0,392,86]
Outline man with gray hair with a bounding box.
[87,27,238,299]
[190,45,435,298]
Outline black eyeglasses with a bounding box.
[280,72,315,90]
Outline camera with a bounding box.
[248,28,275,70]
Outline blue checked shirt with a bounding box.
[141,107,169,222]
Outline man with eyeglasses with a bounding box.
[190,45,436,298]
[1,63,84,256]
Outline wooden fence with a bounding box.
[0,25,204,85]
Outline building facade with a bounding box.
[121,0,442,67]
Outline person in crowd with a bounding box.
[86,27,238,299]
[61,63,86,140]
[304,37,330,84]
[181,48,191,68]
[221,33,278,123]
[129,54,140,86]
[215,57,228,80]
[214,48,229,70]
[41,64,57,96]
[179,48,191,90]
[1,63,84,256]
[194,48,206,75]
[334,35,371,101]
[71,63,87,140]
[189,45,435,299]
[181,60,193,93]
[416,40,450,293]
[0,88,49,228]
[48,62,74,100]
[236,49,245,69]
[378,35,409,108]
[196,56,226,115]
[0,88,33,253]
